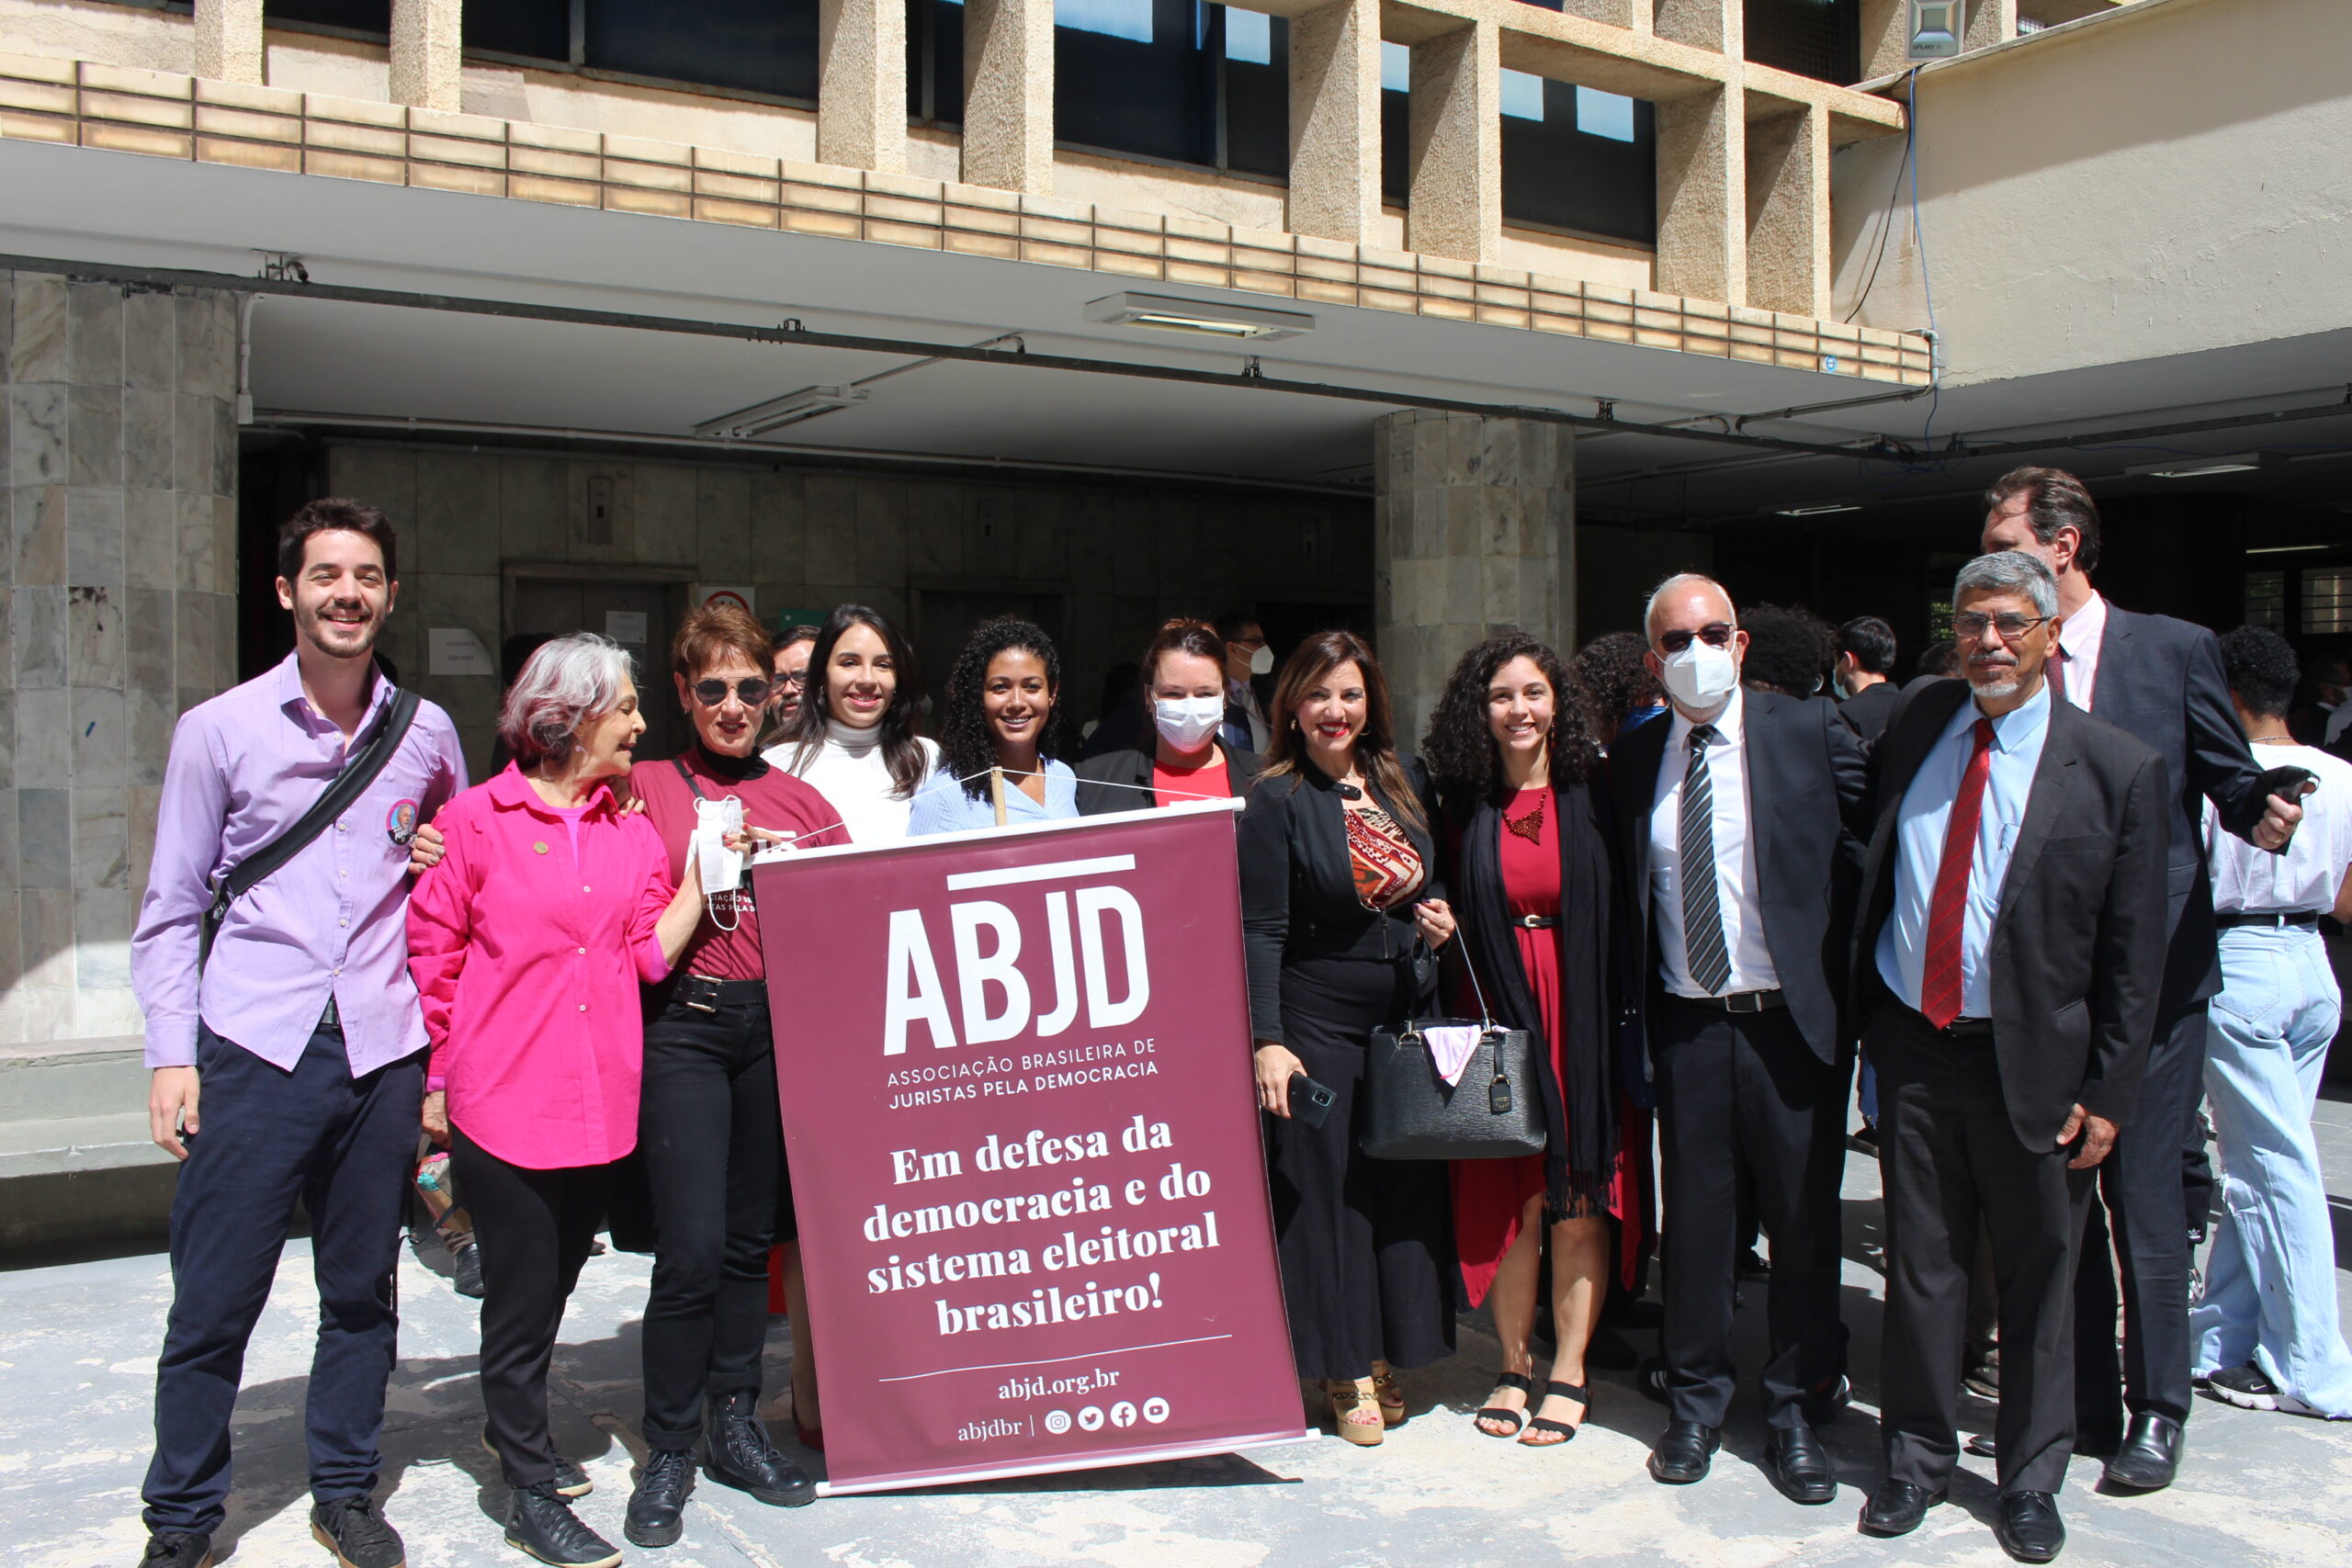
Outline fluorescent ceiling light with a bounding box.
[695,384,869,440]
[1770,501,1863,516]
[1083,292,1313,341]
[2125,455,2261,479]
[2247,544,2328,555]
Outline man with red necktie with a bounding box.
[1849,551,2168,1563]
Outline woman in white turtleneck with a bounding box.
[762,604,937,842]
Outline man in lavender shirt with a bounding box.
[129,499,465,1568]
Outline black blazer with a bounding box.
[1237,755,1444,1044]
[2086,604,2272,1014]
[1608,690,1870,1065]
[1072,744,1263,817]
[1837,681,1902,747]
[1850,680,2170,1147]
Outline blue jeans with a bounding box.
[2188,925,2352,1417]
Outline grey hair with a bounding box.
[497,633,637,766]
[1643,572,1737,641]
[1953,550,2058,618]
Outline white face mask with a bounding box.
[1153,694,1226,751]
[1248,644,1274,678]
[1660,640,1739,712]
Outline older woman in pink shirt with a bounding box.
[408,634,712,1568]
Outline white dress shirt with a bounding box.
[2052,590,2108,713]
[1649,687,1780,997]
[2205,740,2352,914]
[1875,682,2054,1018]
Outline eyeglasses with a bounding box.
[691,677,774,707]
[1951,612,2053,642]
[1656,622,1735,654]
[773,670,807,690]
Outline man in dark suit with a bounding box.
[1853,550,2169,1562]
[1835,616,1902,746]
[1611,573,1869,1505]
[1982,467,2304,1489]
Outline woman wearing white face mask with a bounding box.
[1076,619,1265,815]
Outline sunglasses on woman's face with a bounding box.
[1655,622,1735,655]
[691,677,774,707]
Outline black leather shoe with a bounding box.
[503,1483,620,1568]
[2100,1412,2182,1492]
[1858,1480,1944,1537]
[1648,1420,1721,1484]
[625,1448,695,1549]
[310,1495,406,1568]
[1994,1491,2065,1562]
[1764,1424,1838,1504]
[138,1532,213,1568]
[704,1388,816,1507]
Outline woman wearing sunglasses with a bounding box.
[619,604,849,1548]
[908,616,1079,834]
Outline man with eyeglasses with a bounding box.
[769,625,820,738]
[1983,467,2308,1492]
[1609,574,1870,1506]
[1851,550,2169,1562]
[1216,609,1273,753]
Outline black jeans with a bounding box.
[143,1019,423,1534]
[638,992,791,1451]
[451,1126,610,1489]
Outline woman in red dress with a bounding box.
[1424,632,1632,1446]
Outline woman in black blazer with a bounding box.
[1075,619,1263,814]
[1238,630,1458,1446]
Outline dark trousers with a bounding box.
[451,1126,610,1489]
[2075,1002,2206,1434]
[1871,1004,2094,1495]
[1653,997,1848,1429]
[143,1020,423,1535]
[639,995,789,1451]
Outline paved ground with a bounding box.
[7,1093,2351,1568]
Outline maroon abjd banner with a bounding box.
[750,800,1308,1494]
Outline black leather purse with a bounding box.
[1359,949,1546,1161]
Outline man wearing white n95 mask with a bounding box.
[1607,574,1871,1505]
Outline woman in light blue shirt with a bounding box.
[907,616,1080,834]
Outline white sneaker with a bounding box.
[2201,1364,2335,1417]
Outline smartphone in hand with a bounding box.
[1288,1072,1338,1129]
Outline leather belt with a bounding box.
[676,975,768,1012]
[1675,988,1786,1014]
[1514,914,1559,930]
[2217,910,2320,929]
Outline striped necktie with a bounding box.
[1679,724,1733,995]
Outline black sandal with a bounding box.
[1474,1371,1534,1438]
[1520,1380,1589,1447]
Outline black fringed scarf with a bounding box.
[1453,779,1617,1216]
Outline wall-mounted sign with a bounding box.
[427,627,493,676]
[694,584,756,617]
[605,610,648,645]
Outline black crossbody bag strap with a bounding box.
[198,688,423,972]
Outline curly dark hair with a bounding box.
[2219,625,2301,720]
[1422,633,1600,814]
[1572,629,1663,744]
[1739,603,1836,699]
[937,616,1064,801]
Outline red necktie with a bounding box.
[2048,644,2068,706]
[1920,719,1996,1029]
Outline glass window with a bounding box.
[909,0,966,125]
[467,1,571,62]
[1055,0,1214,164]
[264,1,390,34]
[1576,85,1635,142]
[2301,569,2352,635]
[1742,0,1860,86]
[2244,570,2286,631]
[1500,76,1655,243]
[584,0,820,101]
[1223,11,1288,178]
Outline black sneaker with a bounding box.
[311,1495,405,1568]
[481,1425,593,1498]
[138,1532,213,1568]
[625,1448,696,1548]
[504,1482,621,1568]
[703,1388,816,1506]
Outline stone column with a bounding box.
[1285,0,1383,245]
[1405,23,1502,265]
[820,0,910,174]
[1745,102,1830,319]
[1655,84,1745,306]
[1373,412,1576,747]
[963,0,1055,194]
[2,272,242,1045]
[1859,0,1913,80]
[193,0,265,85]
[1964,0,2018,51]
[390,0,463,115]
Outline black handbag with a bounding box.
[1359,948,1547,1161]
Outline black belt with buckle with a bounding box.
[1515,914,1559,930]
[1676,988,1786,1014]
[2217,910,2320,929]
[676,975,768,1013]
